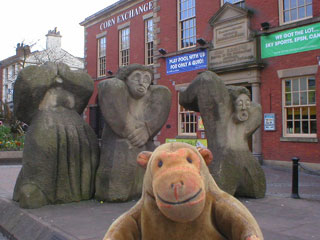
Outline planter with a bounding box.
[0,151,23,165]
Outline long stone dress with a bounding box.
[13,63,99,208]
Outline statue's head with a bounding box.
[228,86,251,122]
[116,64,153,99]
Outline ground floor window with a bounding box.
[283,76,316,137]
[178,94,197,136]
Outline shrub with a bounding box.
[0,125,25,151]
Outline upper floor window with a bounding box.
[98,37,106,77]
[283,76,316,137]
[280,0,312,25]
[4,68,8,81]
[120,27,130,66]
[222,0,245,7]
[145,18,154,65]
[12,64,16,79]
[178,0,196,50]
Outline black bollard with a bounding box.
[291,157,300,199]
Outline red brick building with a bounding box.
[81,0,320,169]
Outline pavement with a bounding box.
[0,164,319,240]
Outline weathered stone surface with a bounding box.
[13,62,99,208]
[95,64,171,202]
[179,71,266,198]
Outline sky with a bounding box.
[0,0,119,61]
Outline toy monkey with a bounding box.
[104,142,263,240]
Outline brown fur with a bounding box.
[104,142,263,240]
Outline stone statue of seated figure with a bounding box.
[95,64,171,202]
[13,62,99,208]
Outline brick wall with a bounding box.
[83,0,320,163]
[261,50,320,163]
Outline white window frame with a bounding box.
[282,76,317,138]
[97,37,106,77]
[12,64,16,79]
[4,68,8,81]
[145,18,154,65]
[119,27,130,66]
[278,0,313,26]
[178,93,197,136]
[221,0,245,7]
[178,0,197,50]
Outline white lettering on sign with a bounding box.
[100,1,153,31]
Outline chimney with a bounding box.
[16,43,31,57]
[46,27,62,50]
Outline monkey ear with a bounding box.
[137,151,153,169]
[197,148,213,166]
[245,235,260,240]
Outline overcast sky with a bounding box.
[0,0,119,61]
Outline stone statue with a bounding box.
[179,71,266,198]
[13,62,99,208]
[95,64,171,202]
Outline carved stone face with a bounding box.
[126,70,152,99]
[234,93,251,122]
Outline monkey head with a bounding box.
[137,142,213,223]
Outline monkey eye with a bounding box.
[158,160,163,168]
[187,157,193,164]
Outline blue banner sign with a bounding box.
[264,113,276,131]
[166,50,207,75]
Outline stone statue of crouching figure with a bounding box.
[13,62,99,208]
[95,64,171,202]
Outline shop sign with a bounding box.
[100,1,153,31]
[166,50,207,75]
[264,113,276,131]
[166,138,207,148]
[261,22,320,59]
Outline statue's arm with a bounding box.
[98,78,137,138]
[179,71,230,114]
[57,64,94,114]
[104,202,142,240]
[144,86,172,138]
[246,103,262,136]
[213,193,264,240]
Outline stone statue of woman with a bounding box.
[13,62,99,208]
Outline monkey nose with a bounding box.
[171,181,184,201]
[170,181,184,189]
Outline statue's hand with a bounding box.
[246,235,260,240]
[128,125,149,148]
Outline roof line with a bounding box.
[80,0,131,26]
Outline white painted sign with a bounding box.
[100,1,153,31]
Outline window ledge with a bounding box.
[96,76,108,81]
[158,44,210,58]
[176,135,197,139]
[280,137,318,143]
[256,16,320,36]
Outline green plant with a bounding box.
[0,125,25,151]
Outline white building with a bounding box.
[0,28,84,106]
